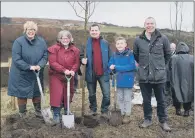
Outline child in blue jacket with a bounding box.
[109,37,136,124]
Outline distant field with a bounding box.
[75,25,144,36]
[100,26,144,36]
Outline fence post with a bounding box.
[8,57,16,110]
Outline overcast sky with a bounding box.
[1,2,194,31]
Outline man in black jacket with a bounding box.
[133,17,171,131]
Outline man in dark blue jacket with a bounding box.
[81,24,112,116]
[133,17,171,131]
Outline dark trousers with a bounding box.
[173,102,192,111]
[165,81,173,107]
[171,87,192,111]
[87,75,110,113]
[51,100,70,115]
[139,83,167,123]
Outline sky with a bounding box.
[1,2,194,31]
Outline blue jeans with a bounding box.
[87,75,110,113]
[117,88,132,116]
[139,83,167,123]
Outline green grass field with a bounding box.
[74,25,144,36]
[100,26,144,36]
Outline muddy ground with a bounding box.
[1,113,96,138]
[1,87,194,138]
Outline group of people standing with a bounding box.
[7,16,194,132]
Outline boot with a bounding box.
[139,119,152,128]
[176,109,183,116]
[87,110,97,116]
[52,107,61,124]
[122,115,130,124]
[101,112,109,119]
[53,113,60,124]
[18,104,27,118]
[33,102,42,118]
[183,110,190,117]
[159,122,171,132]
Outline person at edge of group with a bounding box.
[169,42,194,117]
[48,30,80,123]
[165,43,176,109]
[81,24,113,117]
[7,21,48,118]
[108,37,136,124]
[133,17,172,132]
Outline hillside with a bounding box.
[1,17,194,56]
[1,17,194,87]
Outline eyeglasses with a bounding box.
[27,29,36,31]
[61,38,70,40]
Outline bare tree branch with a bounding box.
[178,2,183,39]
[68,1,85,20]
[88,1,93,5]
[88,2,96,19]
[77,2,85,11]
[88,2,91,18]
[175,2,178,40]
[170,3,174,37]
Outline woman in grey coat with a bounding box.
[8,21,48,117]
[169,42,194,117]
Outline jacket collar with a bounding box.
[88,36,103,41]
[116,47,130,55]
[24,34,37,45]
[56,42,75,51]
[139,29,162,44]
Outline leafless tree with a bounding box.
[169,1,184,42]
[68,1,98,32]
[68,1,98,119]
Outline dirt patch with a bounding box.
[1,114,94,138]
[1,87,194,138]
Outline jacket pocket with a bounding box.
[154,67,166,81]
[153,43,163,54]
[138,66,148,81]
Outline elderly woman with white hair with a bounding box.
[48,30,80,123]
[8,21,48,118]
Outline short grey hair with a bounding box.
[56,30,73,42]
[144,16,156,25]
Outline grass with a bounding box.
[1,86,194,138]
[73,25,144,36]
[100,26,144,36]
